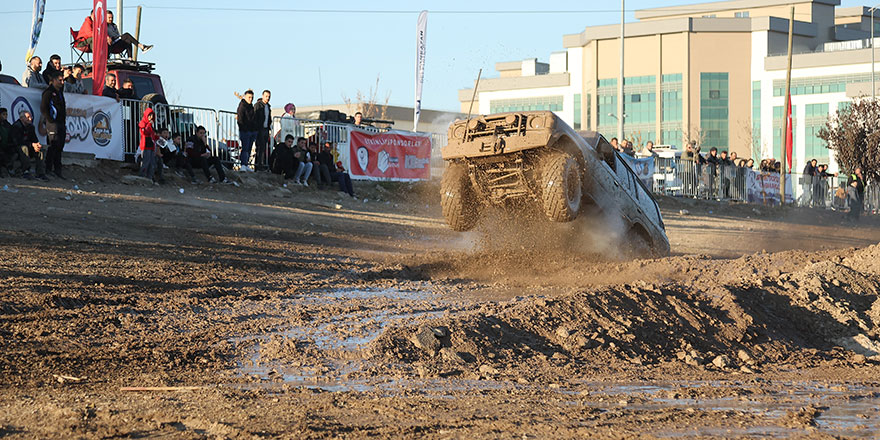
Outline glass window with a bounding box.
[700,73,729,149]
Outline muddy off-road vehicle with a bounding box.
[441,111,670,256]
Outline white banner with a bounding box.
[25,0,47,62]
[413,10,427,131]
[621,154,655,190]
[0,84,124,161]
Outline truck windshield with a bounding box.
[128,76,155,100]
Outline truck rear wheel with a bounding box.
[541,152,582,222]
[441,162,480,231]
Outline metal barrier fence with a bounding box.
[651,156,850,210]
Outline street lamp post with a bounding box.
[618,0,625,141]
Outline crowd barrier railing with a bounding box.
[651,155,859,211]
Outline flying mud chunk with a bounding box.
[440,111,670,257]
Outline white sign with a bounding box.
[413,10,427,131]
[0,84,124,161]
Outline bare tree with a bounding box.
[341,75,391,126]
[818,99,880,181]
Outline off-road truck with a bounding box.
[440,111,670,256]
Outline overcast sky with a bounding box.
[0,0,869,113]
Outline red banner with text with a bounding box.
[349,129,432,181]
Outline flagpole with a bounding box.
[781,6,794,205]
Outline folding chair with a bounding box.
[69,27,91,65]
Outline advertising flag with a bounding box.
[92,0,108,96]
[413,10,427,131]
[785,92,793,172]
[25,0,47,62]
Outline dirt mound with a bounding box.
[368,246,880,381]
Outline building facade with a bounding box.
[458,0,880,173]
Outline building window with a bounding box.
[573,93,582,130]
[773,72,880,96]
[805,103,829,164]
[489,95,563,114]
[734,11,749,18]
[772,105,796,161]
[585,94,591,131]
[700,72,729,150]
[661,73,683,146]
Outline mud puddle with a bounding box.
[230,284,460,390]
[572,380,880,438]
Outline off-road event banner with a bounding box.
[746,170,794,205]
[349,129,432,181]
[0,84,124,161]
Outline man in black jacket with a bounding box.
[236,90,257,172]
[253,90,271,171]
[102,74,119,101]
[41,70,66,179]
[186,125,229,184]
[10,110,47,180]
[847,167,866,221]
[41,54,62,85]
[270,134,298,180]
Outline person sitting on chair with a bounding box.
[75,10,152,58]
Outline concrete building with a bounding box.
[458,0,880,173]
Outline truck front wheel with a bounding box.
[441,162,480,231]
[541,152,582,222]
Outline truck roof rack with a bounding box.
[64,58,156,74]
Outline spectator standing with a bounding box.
[236,90,257,172]
[187,125,229,183]
[706,147,720,197]
[253,90,272,171]
[846,167,866,221]
[138,107,159,181]
[10,110,47,180]
[106,10,152,58]
[610,137,619,151]
[269,134,298,180]
[42,70,67,179]
[719,150,733,199]
[815,164,837,208]
[41,54,62,84]
[641,140,658,157]
[0,60,19,85]
[620,139,635,156]
[275,103,300,144]
[21,56,47,89]
[64,64,88,95]
[0,108,13,177]
[800,159,817,207]
[102,74,119,100]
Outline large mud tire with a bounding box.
[441,163,480,231]
[541,152,582,222]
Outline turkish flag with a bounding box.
[91,0,108,96]
[785,93,793,173]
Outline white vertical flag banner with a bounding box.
[413,10,428,131]
[25,0,47,62]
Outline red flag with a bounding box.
[785,92,793,173]
[91,1,108,96]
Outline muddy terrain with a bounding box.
[1,161,879,439]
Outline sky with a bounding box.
[0,0,870,114]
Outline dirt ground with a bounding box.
[1,161,880,439]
